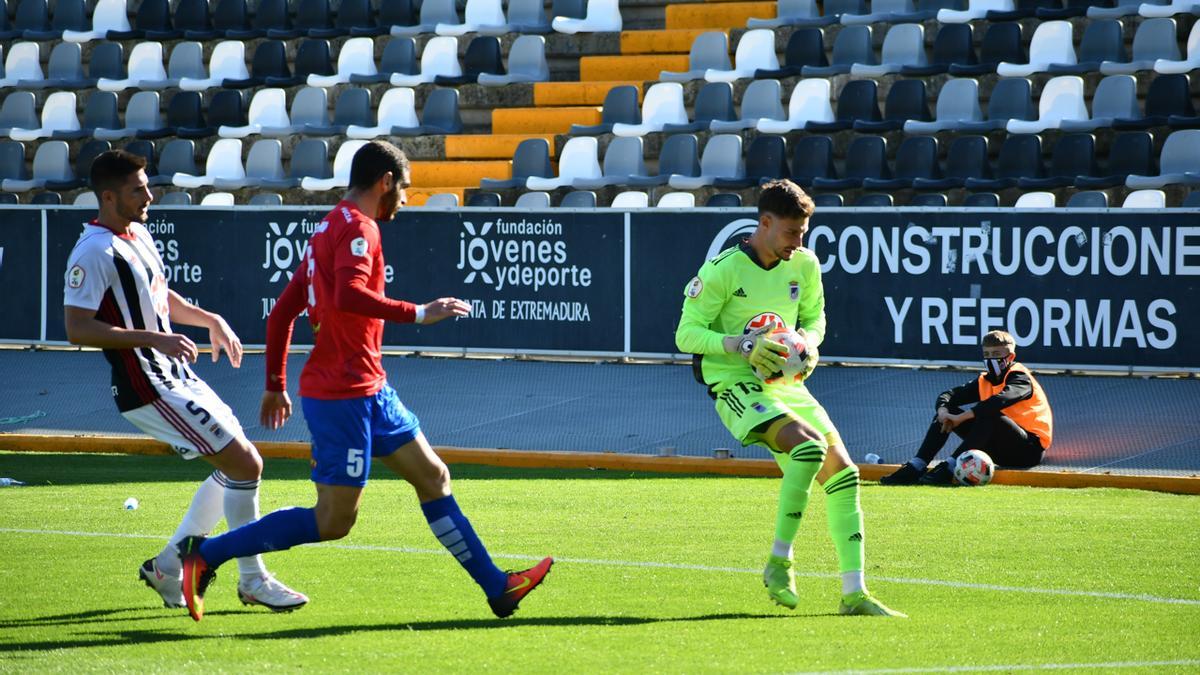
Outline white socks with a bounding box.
[156,473,224,575]
[771,539,794,560]
[215,472,269,581]
[841,570,866,596]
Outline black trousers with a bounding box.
[914,406,1044,469]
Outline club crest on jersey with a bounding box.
[789,281,800,301]
[685,276,703,299]
[350,237,369,257]
[67,265,86,289]
[745,312,785,333]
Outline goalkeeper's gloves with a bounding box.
[723,325,788,380]
[796,328,819,381]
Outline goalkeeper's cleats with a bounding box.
[488,556,553,618]
[177,535,216,622]
[918,462,956,486]
[839,591,907,618]
[237,574,308,612]
[880,462,926,486]
[139,558,185,609]
[763,555,799,609]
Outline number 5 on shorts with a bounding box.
[347,447,365,478]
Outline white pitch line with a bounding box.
[795,659,1200,674]
[3,527,1200,608]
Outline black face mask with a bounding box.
[984,356,1011,381]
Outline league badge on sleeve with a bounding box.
[685,276,704,299]
[68,265,86,289]
[350,237,369,257]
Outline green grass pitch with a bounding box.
[1,451,1197,673]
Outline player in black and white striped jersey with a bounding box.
[62,150,306,614]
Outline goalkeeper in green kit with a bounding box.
[675,180,905,617]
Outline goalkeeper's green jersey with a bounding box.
[675,242,827,388]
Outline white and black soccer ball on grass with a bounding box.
[954,449,996,487]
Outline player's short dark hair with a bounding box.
[89,150,147,197]
[348,141,410,190]
[758,179,815,220]
[983,330,1016,349]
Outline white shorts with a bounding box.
[122,378,244,460]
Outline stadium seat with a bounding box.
[346,88,417,139]
[198,192,235,206]
[913,135,989,189]
[2,140,71,192]
[1007,76,1088,134]
[0,92,39,137]
[31,192,62,205]
[222,41,287,88]
[393,88,463,135]
[610,191,649,208]
[62,0,130,43]
[288,139,331,184]
[123,139,156,175]
[570,85,640,135]
[748,0,818,27]
[904,78,981,134]
[612,83,687,137]
[113,0,176,41]
[467,192,502,207]
[391,37,461,86]
[841,0,915,24]
[628,134,699,187]
[897,0,971,21]
[97,42,166,92]
[657,192,696,208]
[224,139,291,189]
[812,194,844,207]
[711,79,785,133]
[1065,191,1108,207]
[392,0,458,35]
[336,0,383,37]
[139,42,206,89]
[436,0,506,36]
[756,28,827,78]
[1014,191,1056,207]
[481,138,552,189]
[962,192,1000,207]
[1076,131,1154,188]
[514,191,551,208]
[661,32,731,82]
[855,79,930,131]
[378,0,418,33]
[305,88,373,137]
[803,25,875,76]
[0,142,28,187]
[949,23,1023,75]
[289,87,330,133]
[788,136,837,187]
[349,38,417,84]
[46,138,108,190]
[434,36,504,85]
[87,42,125,82]
[706,193,742,207]
[286,40,335,86]
[1153,20,1200,73]
[958,77,1034,132]
[425,192,461,207]
[555,0,588,17]
[1060,75,1138,131]
[573,137,648,189]
[909,193,948,206]
[479,36,549,86]
[20,42,88,89]
[714,135,787,188]
[851,23,928,76]
[154,140,198,185]
[0,43,42,88]
[991,0,1063,20]
[212,0,253,38]
[219,89,291,138]
[1100,18,1180,74]
[36,0,88,39]
[997,21,1074,76]
[704,30,779,82]
[164,91,214,139]
[73,191,98,206]
[668,135,744,190]
[249,192,284,206]
[663,82,735,133]
[965,134,1043,190]
[1139,0,1200,15]
[813,136,889,190]
[864,136,940,189]
[157,191,192,205]
[309,37,377,87]
[1122,189,1167,207]
[505,0,552,33]
[174,138,244,188]
[206,90,248,131]
[81,94,120,138]
[294,0,342,38]
[172,0,215,39]
[939,0,1012,22]
[552,0,622,33]
[528,137,601,190]
[1182,190,1200,207]
[902,23,975,75]
[1113,74,1195,128]
[95,91,166,140]
[806,79,878,132]
[1047,19,1123,74]
[855,193,894,207]
[560,191,597,207]
[1125,130,1200,188]
[1018,133,1097,188]
[302,139,367,191]
[1090,0,1153,17]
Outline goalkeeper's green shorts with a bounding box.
[713,378,838,449]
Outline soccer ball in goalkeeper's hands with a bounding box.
[954,450,995,486]
[762,328,810,385]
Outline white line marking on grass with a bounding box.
[4,527,1200,607]
[795,659,1200,674]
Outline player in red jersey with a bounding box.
[177,141,552,622]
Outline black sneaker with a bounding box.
[918,461,956,486]
[879,462,925,486]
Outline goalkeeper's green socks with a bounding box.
[823,466,866,595]
[772,441,826,554]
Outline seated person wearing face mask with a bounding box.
[881,330,1053,486]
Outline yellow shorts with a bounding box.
[713,378,838,449]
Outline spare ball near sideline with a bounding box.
[762,327,809,385]
[954,450,996,486]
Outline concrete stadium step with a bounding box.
[534,81,643,106]
[579,54,691,81]
[620,28,724,54]
[443,134,557,160]
[491,106,602,134]
[407,187,465,207]
[666,1,775,29]
[409,161,510,188]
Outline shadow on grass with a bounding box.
[0,453,746,487]
[0,607,168,629]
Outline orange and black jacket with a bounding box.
[935,363,1053,451]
